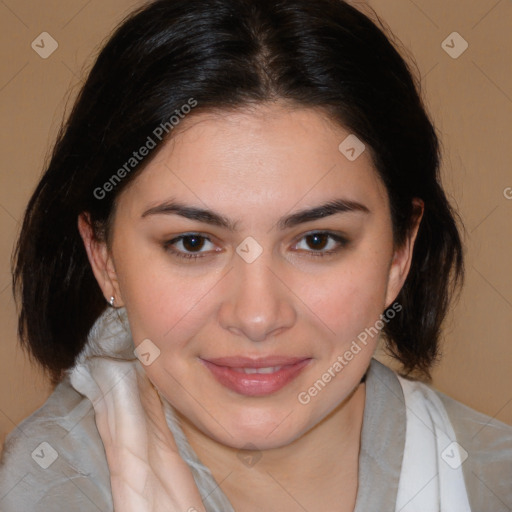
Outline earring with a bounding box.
[109,296,115,307]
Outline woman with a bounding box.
[0,0,510,510]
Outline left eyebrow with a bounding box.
[277,198,370,230]
[141,197,370,231]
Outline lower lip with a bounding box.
[200,359,312,396]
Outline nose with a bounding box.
[218,250,296,342]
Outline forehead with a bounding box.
[117,103,389,222]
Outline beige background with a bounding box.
[0,0,511,451]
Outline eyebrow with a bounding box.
[141,198,370,231]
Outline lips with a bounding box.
[199,356,312,396]
[203,355,309,368]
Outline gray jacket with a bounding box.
[1,358,511,511]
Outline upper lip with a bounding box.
[201,356,311,368]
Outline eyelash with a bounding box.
[163,231,349,261]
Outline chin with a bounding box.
[214,429,301,452]
[199,411,309,451]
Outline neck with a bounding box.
[176,381,366,509]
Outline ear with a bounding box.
[384,198,424,308]
[77,213,124,307]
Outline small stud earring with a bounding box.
[109,296,115,307]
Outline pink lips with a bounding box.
[199,356,312,396]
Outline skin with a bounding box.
[79,102,422,511]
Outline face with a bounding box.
[80,102,418,450]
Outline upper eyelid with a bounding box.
[169,229,343,240]
[167,230,346,250]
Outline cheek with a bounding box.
[113,239,223,348]
[296,254,392,342]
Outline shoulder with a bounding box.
[435,388,512,511]
[398,373,512,511]
[0,377,112,511]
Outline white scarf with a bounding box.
[395,374,472,511]
[69,307,471,511]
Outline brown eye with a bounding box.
[181,235,206,252]
[293,231,348,257]
[305,233,330,251]
[164,233,216,260]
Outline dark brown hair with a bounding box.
[13,0,464,383]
